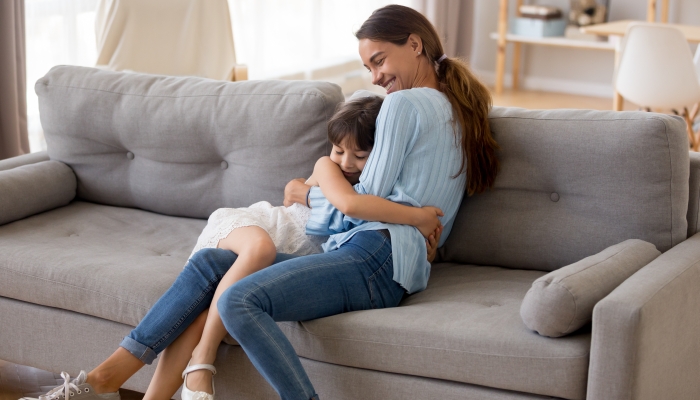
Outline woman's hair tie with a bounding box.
[437,54,448,64]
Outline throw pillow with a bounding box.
[520,239,660,337]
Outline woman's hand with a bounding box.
[414,206,444,238]
[284,178,312,207]
[426,224,443,263]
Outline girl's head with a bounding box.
[355,5,499,195]
[327,95,384,184]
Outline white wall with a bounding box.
[466,0,700,97]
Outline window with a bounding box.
[25,0,99,152]
[229,0,412,79]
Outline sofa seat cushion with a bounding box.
[0,201,205,327]
[279,263,591,400]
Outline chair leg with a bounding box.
[682,107,698,151]
[691,103,700,152]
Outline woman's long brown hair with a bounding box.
[355,5,499,195]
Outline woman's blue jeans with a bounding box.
[120,230,405,400]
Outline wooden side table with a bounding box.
[494,0,615,95]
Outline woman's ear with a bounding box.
[407,34,423,56]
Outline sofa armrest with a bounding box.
[587,234,700,400]
[0,160,77,226]
[0,151,49,172]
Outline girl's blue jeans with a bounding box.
[120,230,405,400]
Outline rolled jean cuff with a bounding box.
[120,336,158,365]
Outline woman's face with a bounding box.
[359,35,422,95]
[330,138,371,185]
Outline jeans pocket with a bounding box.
[368,254,404,309]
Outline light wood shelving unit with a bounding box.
[493,0,671,96]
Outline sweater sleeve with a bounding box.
[305,93,420,235]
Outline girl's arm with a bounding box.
[311,157,443,237]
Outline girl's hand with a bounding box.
[415,206,444,238]
[426,225,443,263]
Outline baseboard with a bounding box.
[475,69,614,99]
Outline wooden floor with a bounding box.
[492,87,638,111]
[0,88,649,400]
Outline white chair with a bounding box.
[694,44,700,79]
[95,0,246,81]
[616,23,700,149]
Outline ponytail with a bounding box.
[356,5,499,195]
[438,57,499,195]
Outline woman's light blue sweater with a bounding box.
[306,87,466,294]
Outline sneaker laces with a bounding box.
[39,371,82,400]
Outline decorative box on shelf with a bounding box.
[510,17,567,38]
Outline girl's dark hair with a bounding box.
[328,96,384,151]
[355,5,499,195]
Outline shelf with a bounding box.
[489,32,616,51]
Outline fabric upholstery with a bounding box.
[0,297,554,400]
[587,232,700,400]
[0,201,205,327]
[520,239,660,337]
[0,205,588,399]
[0,296,160,395]
[686,151,700,237]
[0,150,48,171]
[35,66,344,219]
[0,160,76,226]
[440,107,689,272]
[279,263,590,400]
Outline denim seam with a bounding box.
[237,233,389,397]
[367,253,393,309]
[241,293,311,397]
[150,274,221,350]
[121,337,150,362]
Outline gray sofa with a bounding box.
[1,65,699,400]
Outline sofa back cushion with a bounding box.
[441,107,689,271]
[36,66,344,219]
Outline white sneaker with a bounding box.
[181,362,217,400]
[20,371,120,400]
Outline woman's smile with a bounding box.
[383,78,396,94]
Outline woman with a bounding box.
[28,5,497,400]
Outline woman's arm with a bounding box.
[305,93,420,236]
[312,157,443,237]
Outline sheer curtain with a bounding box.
[25,0,98,152]
[24,0,427,152]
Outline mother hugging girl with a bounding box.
[27,4,498,400]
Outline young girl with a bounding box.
[180,95,443,399]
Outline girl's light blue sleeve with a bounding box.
[305,93,419,235]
